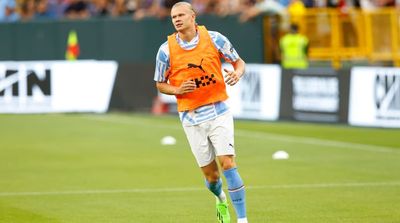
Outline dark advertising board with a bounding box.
[280,68,350,123]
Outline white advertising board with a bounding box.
[0,60,117,113]
[224,64,281,120]
[349,67,400,128]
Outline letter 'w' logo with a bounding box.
[374,73,400,116]
[0,69,51,97]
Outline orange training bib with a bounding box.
[167,26,228,112]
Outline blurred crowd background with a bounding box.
[1,0,398,23]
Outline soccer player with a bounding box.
[153,2,248,223]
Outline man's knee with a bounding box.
[219,155,236,171]
[205,172,220,183]
[202,161,220,182]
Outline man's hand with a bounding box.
[175,80,196,95]
[224,68,242,86]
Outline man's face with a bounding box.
[171,5,195,32]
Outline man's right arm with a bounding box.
[156,80,196,95]
[154,42,196,95]
[154,42,169,83]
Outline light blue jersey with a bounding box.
[154,30,240,126]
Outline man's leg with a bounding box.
[219,155,247,223]
[206,112,248,222]
[202,160,230,222]
[202,160,227,202]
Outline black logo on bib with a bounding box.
[187,59,205,73]
[192,74,216,88]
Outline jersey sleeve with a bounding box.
[209,31,240,63]
[154,41,170,82]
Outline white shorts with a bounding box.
[182,112,235,167]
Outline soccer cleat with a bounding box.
[216,199,230,223]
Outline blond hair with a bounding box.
[172,1,196,15]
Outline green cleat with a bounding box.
[216,200,230,223]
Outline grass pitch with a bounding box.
[0,113,399,223]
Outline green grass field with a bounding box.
[1,113,400,223]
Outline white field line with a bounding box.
[235,130,400,154]
[1,181,399,197]
[83,115,400,154]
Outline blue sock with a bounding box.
[205,178,222,197]
[224,167,246,219]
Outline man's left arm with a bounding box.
[210,31,246,86]
[224,58,246,86]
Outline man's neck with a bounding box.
[177,27,197,42]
